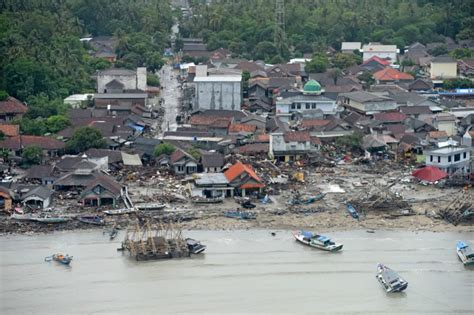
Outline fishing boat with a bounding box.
[224,210,257,220]
[346,203,360,220]
[45,253,73,265]
[292,230,343,252]
[192,197,223,204]
[135,203,167,210]
[10,213,36,221]
[456,241,474,266]
[35,217,70,223]
[77,215,105,225]
[103,208,137,215]
[376,263,408,293]
[186,238,207,254]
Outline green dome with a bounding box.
[303,79,322,95]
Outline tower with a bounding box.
[274,0,285,47]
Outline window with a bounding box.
[448,156,452,162]
[305,104,310,109]
[454,154,460,162]
[312,104,316,109]
[296,103,301,109]
[463,152,467,159]
[291,104,296,109]
[430,155,433,162]
[437,156,440,163]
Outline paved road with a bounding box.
[158,65,180,136]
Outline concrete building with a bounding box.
[362,43,398,64]
[432,113,457,136]
[424,146,471,175]
[341,42,361,54]
[64,94,93,108]
[191,173,233,199]
[193,75,242,110]
[97,68,147,93]
[275,80,338,123]
[430,56,457,79]
[337,91,398,115]
[270,131,319,162]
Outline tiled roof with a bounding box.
[189,115,232,127]
[0,124,20,137]
[283,131,311,142]
[254,134,270,143]
[300,119,331,129]
[82,174,122,196]
[310,136,322,145]
[228,124,257,133]
[0,136,65,150]
[25,165,55,179]
[235,61,265,73]
[373,112,407,123]
[201,152,224,168]
[235,143,269,154]
[385,124,406,135]
[170,148,196,164]
[0,101,28,114]
[373,68,414,81]
[428,131,448,139]
[362,56,391,66]
[224,161,263,185]
[399,106,432,115]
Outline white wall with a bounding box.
[195,81,242,110]
[136,67,147,91]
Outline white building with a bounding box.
[430,56,457,80]
[362,43,398,64]
[341,42,361,54]
[194,75,242,111]
[97,68,147,93]
[64,94,93,108]
[424,146,471,175]
[275,80,338,123]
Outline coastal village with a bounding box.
[1,12,474,237]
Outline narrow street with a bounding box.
[158,65,180,136]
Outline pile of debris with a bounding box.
[349,181,409,212]
[439,189,474,225]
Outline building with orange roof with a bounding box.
[224,161,264,196]
[0,124,20,137]
[373,68,414,83]
[228,123,257,135]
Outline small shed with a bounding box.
[21,186,53,209]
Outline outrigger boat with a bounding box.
[186,238,207,254]
[292,230,343,252]
[35,217,70,223]
[45,253,73,265]
[224,210,257,220]
[78,215,105,225]
[456,241,474,266]
[103,208,137,215]
[346,203,360,220]
[376,263,408,293]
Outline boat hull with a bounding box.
[376,264,408,293]
[292,231,343,252]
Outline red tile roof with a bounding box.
[236,143,269,154]
[224,161,264,188]
[373,68,414,81]
[189,115,232,128]
[428,131,448,139]
[283,131,311,142]
[228,123,257,133]
[362,56,391,66]
[0,136,65,150]
[373,112,407,123]
[0,101,28,114]
[254,134,270,143]
[300,119,331,129]
[412,166,448,183]
[0,124,20,137]
[310,136,322,145]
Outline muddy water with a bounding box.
[0,230,473,314]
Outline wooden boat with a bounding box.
[10,213,36,221]
[376,263,408,293]
[35,217,70,223]
[456,241,474,266]
[224,211,257,220]
[346,203,360,220]
[103,208,137,215]
[292,230,343,252]
[192,197,223,204]
[45,253,73,265]
[185,238,206,254]
[135,203,167,211]
[78,215,105,225]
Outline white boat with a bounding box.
[376,264,408,293]
[103,208,137,215]
[292,230,343,252]
[134,203,166,211]
[456,241,474,266]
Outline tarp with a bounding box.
[412,166,448,183]
[121,152,143,166]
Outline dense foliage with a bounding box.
[66,127,107,154]
[183,0,473,62]
[154,143,176,156]
[21,146,43,166]
[0,0,173,105]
